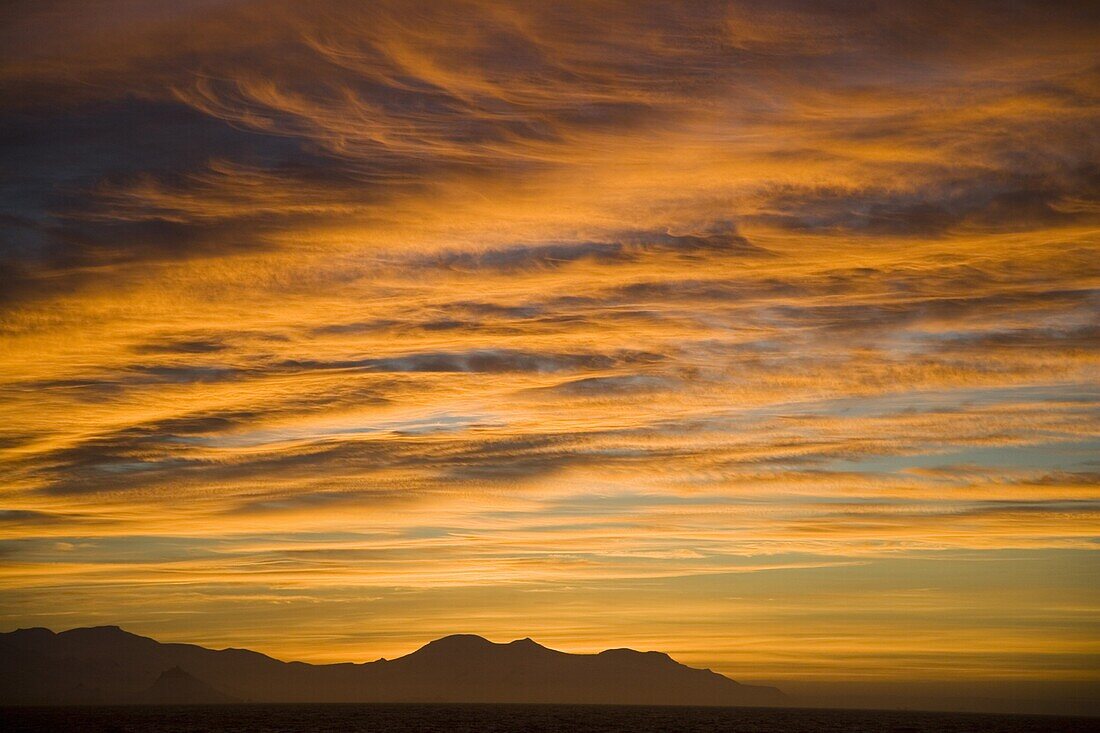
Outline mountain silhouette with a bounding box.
[0,626,784,707]
[135,666,239,704]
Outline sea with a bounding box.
[2,704,1100,730]
[1,704,1095,733]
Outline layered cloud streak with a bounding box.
[1,0,1097,680]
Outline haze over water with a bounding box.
[1,0,1097,717]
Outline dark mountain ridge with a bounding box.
[0,626,784,707]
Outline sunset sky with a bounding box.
[1,0,1098,699]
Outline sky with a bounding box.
[0,0,1098,710]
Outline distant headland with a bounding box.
[0,626,784,707]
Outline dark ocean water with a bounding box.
[1,704,1095,733]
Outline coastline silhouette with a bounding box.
[0,626,784,707]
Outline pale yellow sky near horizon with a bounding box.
[0,0,1097,690]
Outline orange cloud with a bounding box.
[0,0,1097,687]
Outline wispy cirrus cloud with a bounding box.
[0,0,1097,683]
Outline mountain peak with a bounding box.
[417,634,493,651]
[600,647,671,659]
[61,625,128,637]
[10,627,55,638]
[414,634,552,655]
[139,666,238,704]
[57,626,155,646]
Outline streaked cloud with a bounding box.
[0,0,1097,686]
